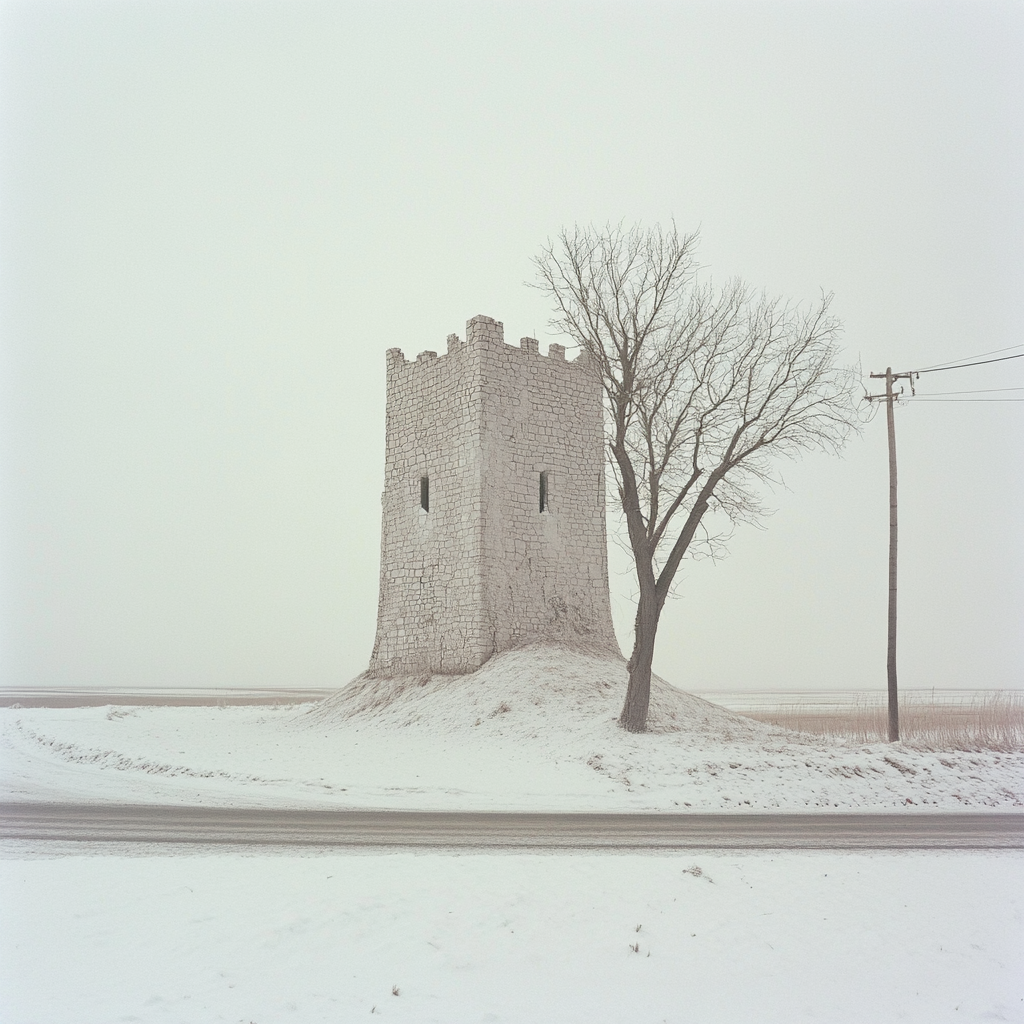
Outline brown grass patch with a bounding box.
[738,691,1024,751]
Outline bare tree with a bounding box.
[533,223,860,732]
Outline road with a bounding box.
[2,804,1022,849]
[0,687,330,708]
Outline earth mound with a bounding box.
[303,643,780,744]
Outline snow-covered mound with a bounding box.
[305,643,777,743]
[2,644,1021,810]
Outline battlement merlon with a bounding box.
[385,314,587,373]
[465,313,504,347]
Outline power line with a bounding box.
[910,352,1024,374]
[911,343,1024,373]
[862,352,1023,742]
[913,387,1024,396]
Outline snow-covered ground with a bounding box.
[2,645,1022,1023]
[0,847,1021,1024]
[2,647,1021,810]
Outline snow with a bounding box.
[1,847,1021,1023]
[2,647,1021,810]
[3,645,1022,1023]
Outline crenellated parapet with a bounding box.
[384,315,586,376]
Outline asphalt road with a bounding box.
[0,688,330,708]
[2,804,1022,849]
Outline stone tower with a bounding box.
[368,314,617,676]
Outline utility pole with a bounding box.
[866,367,915,742]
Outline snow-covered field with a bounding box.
[2,647,1021,810]
[1,847,1021,1024]
[3,645,1022,1023]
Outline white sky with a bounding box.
[1,0,1021,692]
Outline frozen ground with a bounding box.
[2,647,1021,810]
[1,847,1022,1024]
[3,645,1022,1023]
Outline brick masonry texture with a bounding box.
[368,314,618,675]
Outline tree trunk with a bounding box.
[617,492,711,734]
[620,587,660,732]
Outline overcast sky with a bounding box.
[1,0,1021,693]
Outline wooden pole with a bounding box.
[868,367,913,741]
[884,368,900,742]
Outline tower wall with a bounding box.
[474,318,614,656]
[368,314,617,676]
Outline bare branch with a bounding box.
[532,225,860,731]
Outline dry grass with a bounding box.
[738,691,1024,751]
